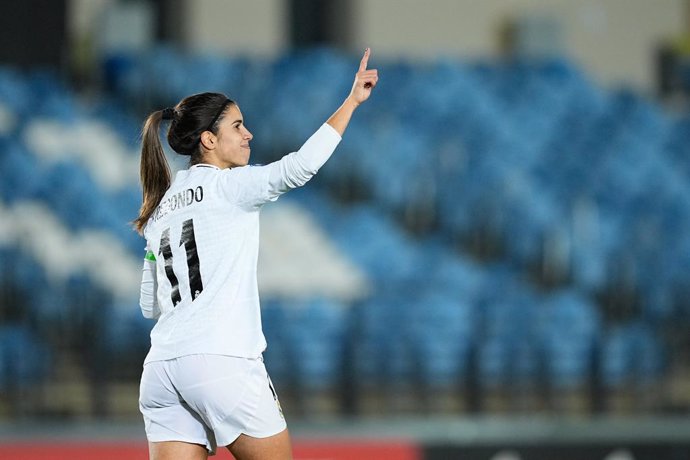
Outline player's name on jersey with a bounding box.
[153,186,204,222]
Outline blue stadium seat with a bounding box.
[261,301,293,385]
[282,298,347,391]
[100,301,154,361]
[410,293,477,387]
[600,325,635,389]
[0,66,35,120]
[0,142,41,203]
[602,321,666,390]
[478,335,512,390]
[0,325,51,390]
[540,291,601,389]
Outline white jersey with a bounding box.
[141,123,341,364]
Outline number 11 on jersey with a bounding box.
[159,218,204,306]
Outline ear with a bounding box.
[199,131,216,151]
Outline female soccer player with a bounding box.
[133,49,377,460]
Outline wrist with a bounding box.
[344,96,360,109]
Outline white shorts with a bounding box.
[139,354,286,455]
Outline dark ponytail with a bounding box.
[133,110,171,234]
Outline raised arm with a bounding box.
[227,48,379,208]
[327,48,379,136]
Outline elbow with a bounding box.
[282,153,319,187]
[139,301,156,320]
[140,306,153,319]
[139,289,160,320]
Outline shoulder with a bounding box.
[218,164,274,208]
[220,164,271,184]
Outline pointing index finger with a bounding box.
[359,48,370,71]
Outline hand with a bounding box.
[348,48,378,106]
[326,48,378,135]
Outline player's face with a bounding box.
[208,104,253,169]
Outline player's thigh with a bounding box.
[226,428,292,460]
[149,440,208,460]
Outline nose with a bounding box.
[243,126,253,140]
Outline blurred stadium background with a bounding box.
[2,0,690,459]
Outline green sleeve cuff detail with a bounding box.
[145,251,157,262]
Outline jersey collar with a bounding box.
[191,163,221,171]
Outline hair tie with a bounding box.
[161,107,175,120]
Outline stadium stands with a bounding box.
[0,46,683,416]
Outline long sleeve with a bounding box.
[139,252,160,320]
[266,123,342,194]
[221,123,342,209]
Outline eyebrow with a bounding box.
[232,119,243,125]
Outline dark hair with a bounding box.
[133,92,234,234]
